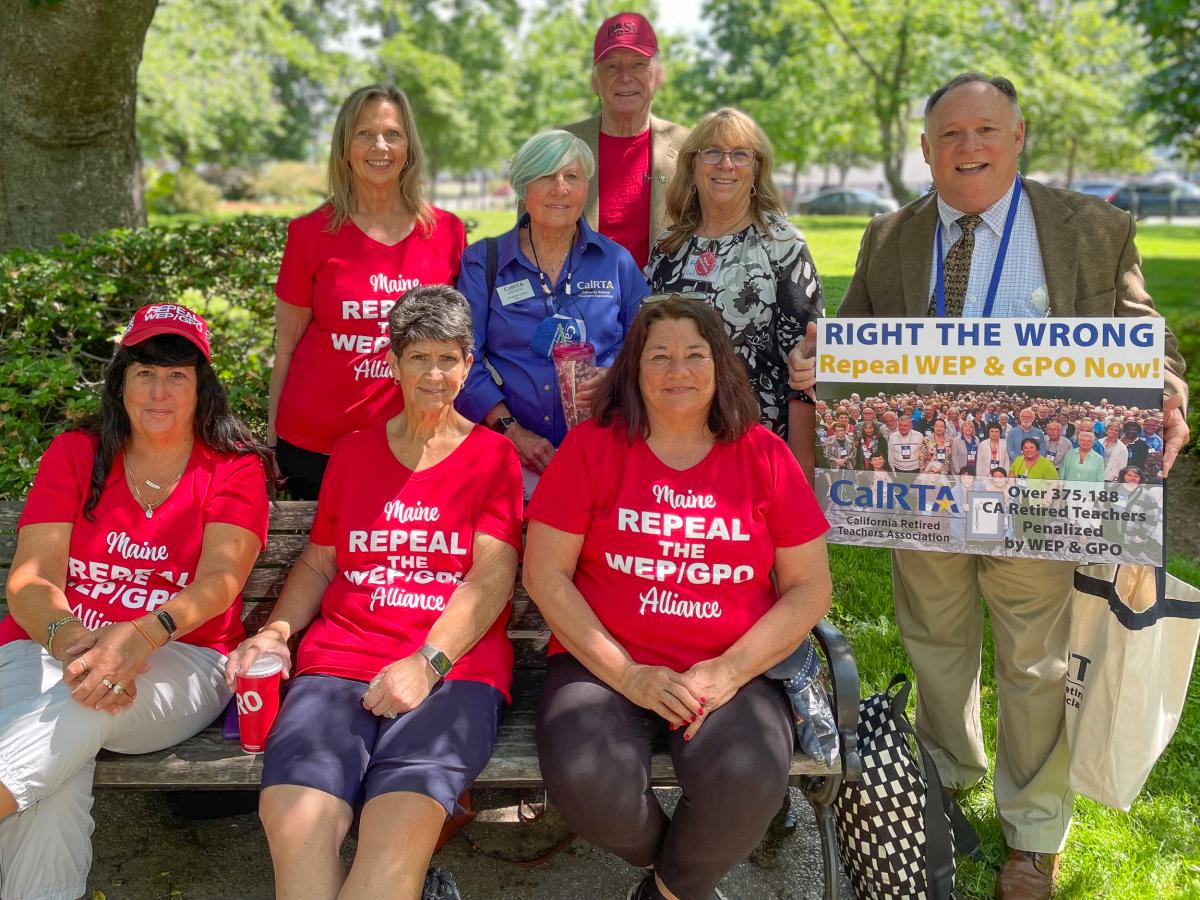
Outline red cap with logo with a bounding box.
[593,12,658,64]
[121,303,212,360]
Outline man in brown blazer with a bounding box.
[802,73,1188,899]
[559,12,690,269]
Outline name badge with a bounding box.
[936,448,947,461]
[497,279,535,306]
[901,445,912,459]
[683,249,723,282]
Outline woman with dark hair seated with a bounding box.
[523,295,832,900]
[226,285,522,900]
[0,304,271,900]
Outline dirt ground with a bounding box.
[87,786,845,899]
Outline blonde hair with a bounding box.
[658,107,786,256]
[324,84,433,236]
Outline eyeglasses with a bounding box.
[698,148,756,167]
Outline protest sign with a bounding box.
[814,318,1165,565]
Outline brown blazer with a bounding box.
[837,178,1187,409]
[560,113,691,247]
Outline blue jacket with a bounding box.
[456,215,648,445]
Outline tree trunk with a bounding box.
[0,0,159,251]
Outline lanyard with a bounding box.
[527,224,578,317]
[934,176,1022,318]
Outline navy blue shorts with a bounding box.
[260,674,504,815]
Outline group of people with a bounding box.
[0,15,1190,900]
[819,389,1168,484]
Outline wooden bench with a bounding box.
[0,500,862,898]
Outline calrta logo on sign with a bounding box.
[1065,651,1091,709]
[829,479,960,514]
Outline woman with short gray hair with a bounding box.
[226,285,523,900]
[457,129,649,491]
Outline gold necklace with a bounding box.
[124,454,189,519]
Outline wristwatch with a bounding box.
[490,415,517,435]
[154,609,179,641]
[418,644,453,679]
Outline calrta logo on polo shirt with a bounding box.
[575,278,615,298]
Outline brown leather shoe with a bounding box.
[994,848,1059,899]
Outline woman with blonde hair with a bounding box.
[269,84,467,498]
[645,108,823,470]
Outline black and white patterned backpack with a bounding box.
[833,675,979,899]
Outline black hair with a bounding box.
[77,334,276,519]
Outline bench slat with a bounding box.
[93,724,837,790]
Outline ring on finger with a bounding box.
[383,711,398,719]
[111,683,126,696]
[100,678,115,691]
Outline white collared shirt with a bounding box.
[927,178,1048,318]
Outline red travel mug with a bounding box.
[235,654,284,753]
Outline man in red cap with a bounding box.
[559,12,689,269]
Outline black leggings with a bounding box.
[536,654,794,900]
[276,437,329,500]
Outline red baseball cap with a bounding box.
[593,12,658,64]
[121,303,212,360]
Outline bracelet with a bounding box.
[129,617,161,650]
[45,615,81,658]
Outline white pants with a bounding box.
[0,640,229,900]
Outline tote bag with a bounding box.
[1067,564,1200,810]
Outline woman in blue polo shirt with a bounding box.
[457,130,648,488]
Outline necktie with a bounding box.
[933,214,982,316]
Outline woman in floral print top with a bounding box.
[645,108,823,466]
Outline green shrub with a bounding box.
[248,160,327,205]
[0,216,286,498]
[144,167,223,215]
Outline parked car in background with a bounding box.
[1107,178,1200,218]
[796,187,899,216]
[1070,180,1121,199]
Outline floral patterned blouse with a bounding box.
[645,212,823,439]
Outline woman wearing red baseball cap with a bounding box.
[0,303,272,899]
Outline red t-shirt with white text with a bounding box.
[274,205,467,454]
[295,423,523,698]
[1,430,269,655]
[526,420,829,671]
[598,129,652,269]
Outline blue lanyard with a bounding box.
[934,176,1022,318]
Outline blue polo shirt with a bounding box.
[456,215,648,446]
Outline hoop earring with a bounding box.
[750,185,757,197]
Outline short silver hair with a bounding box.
[508,130,596,202]
[387,285,473,356]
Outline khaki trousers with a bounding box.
[891,549,1076,853]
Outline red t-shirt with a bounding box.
[295,422,523,698]
[598,129,652,269]
[526,420,829,671]
[274,205,467,454]
[1,431,269,655]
